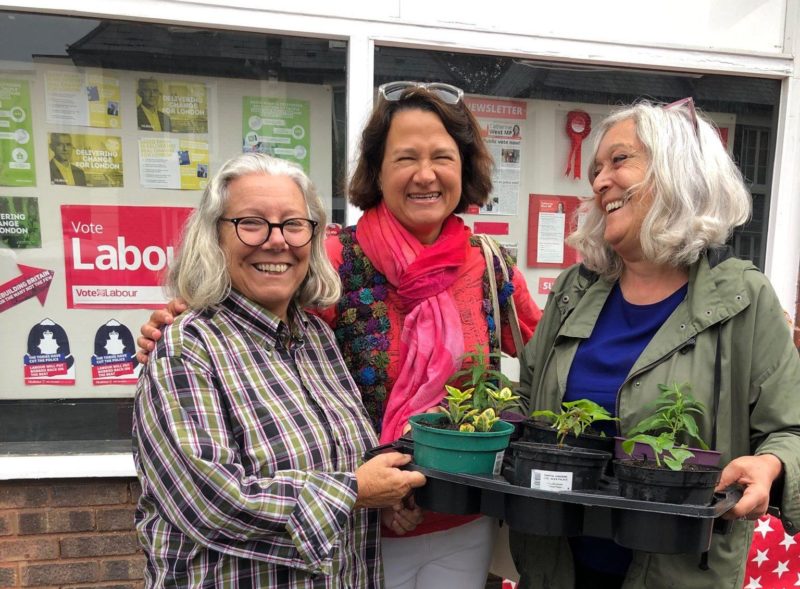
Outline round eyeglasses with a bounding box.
[220,216,318,248]
[378,81,464,105]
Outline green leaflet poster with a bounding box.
[0,79,36,187]
[0,196,41,249]
[242,97,310,173]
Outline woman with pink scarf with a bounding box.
[137,81,541,588]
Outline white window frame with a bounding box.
[1,0,797,479]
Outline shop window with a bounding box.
[0,11,347,454]
[374,46,780,300]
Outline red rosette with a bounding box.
[564,110,591,179]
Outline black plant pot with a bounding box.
[521,419,615,454]
[613,459,722,505]
[500,411,527,442]
[413,475,483,515]
[613,437,722,466]
[611,460,725,554]
[506,441,612,536]
[612,508,720,554]
[505,493,585,536]
[511,441,612,491]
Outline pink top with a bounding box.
[318,232,542,537]
[320,235,540,395]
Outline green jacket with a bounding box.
[511,252,800,589]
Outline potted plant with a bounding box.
[524,398,619,453]
[614,382,722,506]
[448,346,525,439]
[507,399,615,497]
[614,382,721,466]
[503,399,615,536]
[408,383,519,475]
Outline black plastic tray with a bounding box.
[366,440,741,554]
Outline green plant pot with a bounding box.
[409,414,514,475]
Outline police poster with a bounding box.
[23,318,75,386]
[91,319,141,385]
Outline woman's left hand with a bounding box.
[716,453,783,520]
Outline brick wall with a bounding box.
[0,478,144,589]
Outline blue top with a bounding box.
[564,281,688,434]
[564,280,688,575]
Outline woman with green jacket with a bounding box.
[511,100,800,589]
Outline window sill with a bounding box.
[0,441,136,480]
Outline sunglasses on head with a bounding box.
[664,96,700,140]
[378,81,464,105]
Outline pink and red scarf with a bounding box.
[357,201,468,442]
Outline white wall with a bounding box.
[176,0,788,55]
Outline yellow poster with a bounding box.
[139,137,208,190]
[48,132,123,187]
[136,78,207,134]
[87,73,121,129]
[45,71,121,129]
[178,139,209,190]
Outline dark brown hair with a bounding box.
[348,88,493,213]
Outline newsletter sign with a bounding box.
[61,204,193,309]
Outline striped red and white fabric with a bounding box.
[743,514,800,589]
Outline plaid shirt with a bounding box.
[133,290,381,588]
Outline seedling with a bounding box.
[531,399,618,446]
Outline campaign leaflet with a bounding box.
[0,78,36,187]
[91,319,141,385]
[137,78,208,134]
[465,96,526,215]
[0,196,41,249]
[242,97,310,173]
[45,70,122,129]
[23,318,75,386]
[138,137,209,190]
[48,133,123,188]
[61,204,193,309]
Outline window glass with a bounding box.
[0,11,347,451]
[374,47,779,296]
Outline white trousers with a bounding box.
[381,517,497,589]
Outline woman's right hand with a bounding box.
[354,452,426,509]
[381,494,424,535]
[135,298,188,364]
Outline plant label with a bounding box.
[492,451,505,475]
[531,469,573,491]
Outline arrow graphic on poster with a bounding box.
[0,264,55,313]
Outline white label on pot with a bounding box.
[531,469,573,491]
[492,451,504,475]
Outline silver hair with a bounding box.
[567,100,752,281]
[167,152,341,310]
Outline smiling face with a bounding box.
[379,109,462,244]
[592,118,652,262]
[219,173,311,322]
